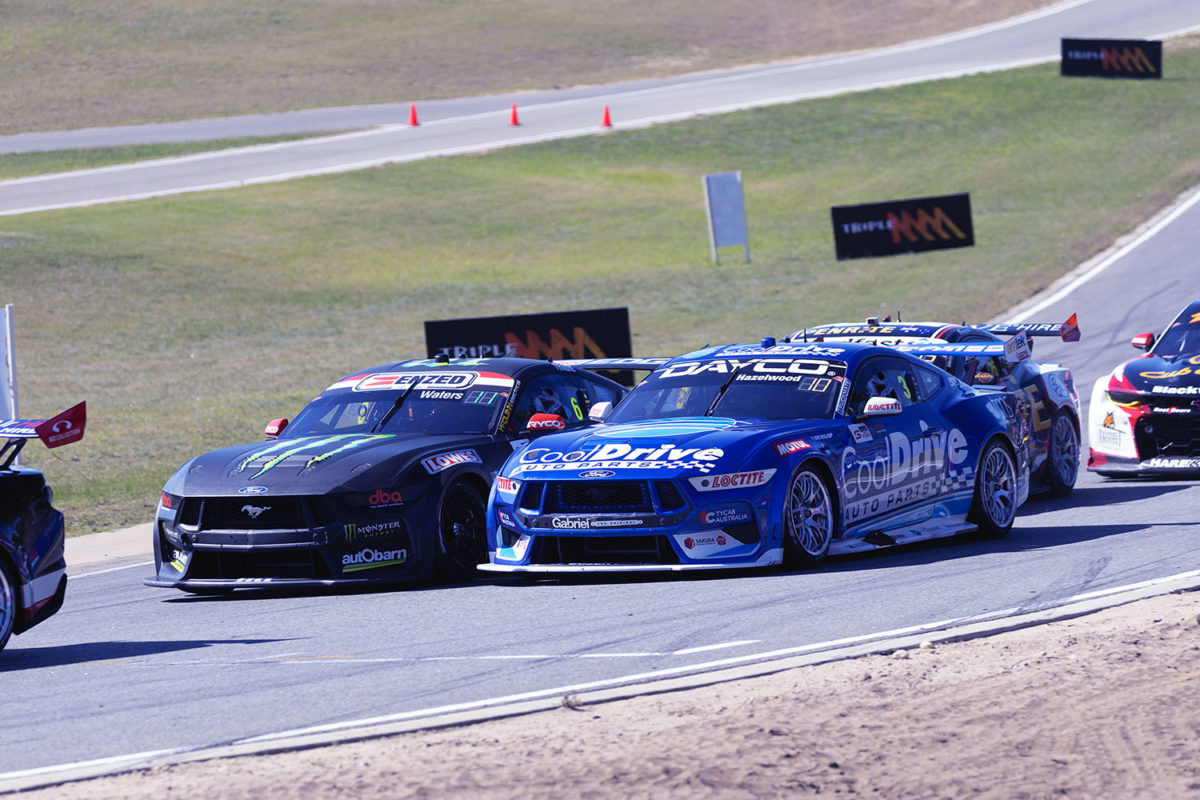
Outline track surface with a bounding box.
[3,0,1200,779]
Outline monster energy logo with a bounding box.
[237,435,393,479]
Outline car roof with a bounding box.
[328,357,619,387]
[665,340,913,366]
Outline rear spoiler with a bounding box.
[889,334,1031,364]
[972,313,1080,342]
[555,357,672,372]
[0,401,87,469]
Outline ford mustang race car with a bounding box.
[1088,300,1200,476]
[1,402,86,653]
[481,340,1030,573]
[145,358,624,593]
[785,315,1081,496]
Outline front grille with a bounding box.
[1138,415,1200,458]
[188,548,333,580]
[529,535,679,565]
[200,497,308,530]
[520,480,688,515]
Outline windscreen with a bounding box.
[284,371,513,437]
[607,358,846,423]
[1154,309,1200,357]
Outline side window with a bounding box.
[580,375,623,409]
[913,363,945,401]
[847,357,918,415]
[509,374,592,432]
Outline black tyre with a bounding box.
[782,464,835,566]
[1045,409,1079,497]
[435,481,487,579]
[969,439,1018,539]
[0,558,16,652]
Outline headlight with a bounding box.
[1107,390,1144,408]
[160,491,181,510]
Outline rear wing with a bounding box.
[971,313,1080,342]
[555,357,672,372]
[0,401,87,469]
[888,335,1031,364]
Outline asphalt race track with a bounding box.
[2,0,1200,786]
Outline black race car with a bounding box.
[1,402,86,653]
[1088,300,1200,475]
[145,357,625,593]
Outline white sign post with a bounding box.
[703,171,751,264]
[0,305,16,421]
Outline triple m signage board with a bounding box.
[830,192,974,261]
[424,307,634,383]
[1061,38,1162,79]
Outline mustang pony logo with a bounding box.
[241,505,271,519]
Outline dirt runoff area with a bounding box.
[20,590,1200,799]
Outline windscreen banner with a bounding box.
[1061,38,1162,79]
[830,192,974,260]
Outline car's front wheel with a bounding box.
[1046,409,1079,497]
[782,464,834,566]
[435,481,487,579]
[0,557,16,652]
[969,439,1018,539]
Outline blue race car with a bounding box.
[481,340,1030,573]
[787,315,1081,496]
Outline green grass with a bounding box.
[6,40,1200,534]
[0,0,1053,134]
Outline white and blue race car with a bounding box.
[481,339,1030,573]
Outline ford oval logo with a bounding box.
[578,470,615,479]
[238,486,269,495]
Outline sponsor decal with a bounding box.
[700,504,753,526]
[417,390,464,401]
[515,442,725,475]
[551,516,591,530]
[422,448,483,474]
[238,486,269,495]
[497,509,515,528]
[684,534,726,549]
[342,547,408,572]
[849,424,873,444]
[241,505,271,519]
[527,413,567,431]
[659,358,840,381]
[688,469,777,492]
[495,476,520,496]
[1003,330,1031,363]
[368,488,404,507]
[717,344,846,359]
[1151,385,1200,395]
[237,434,394,479]
[1144,457,1200,469]
[864,397,902,415]
[775,439,811,456]
[1096,427,1123,449]
[579,469,616,478]
[844,474,943,522]
[343,519,403,542]
[841,424,968,500]
[590,518,644,528]
[355,371,478,392]
[1102,412,1115,428]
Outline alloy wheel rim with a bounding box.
[982,447,1016,526]
[787,472,832,554]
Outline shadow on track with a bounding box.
[0,638,288,671]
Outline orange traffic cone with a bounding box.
[509,103,520,126]
[601,105,612,127]
[408,104,419,126]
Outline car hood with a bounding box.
[164,432,490,496]
[1114,353,1200,399]
[507,417,831,479]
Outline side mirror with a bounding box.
[1130,332,1154,351]
[525,413,567,433]
[265,418,288,438]
[862,396,903,417]
[588,401,613,422]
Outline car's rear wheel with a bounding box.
[1046,409,1079,497]
[970,439,1017,539]
[0,558,16,652]
[782,464,834,566]
[436,481,486,579]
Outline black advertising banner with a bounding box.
[424,307,633,382]
[1061,38,1162,79]
[830,192,974,260]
